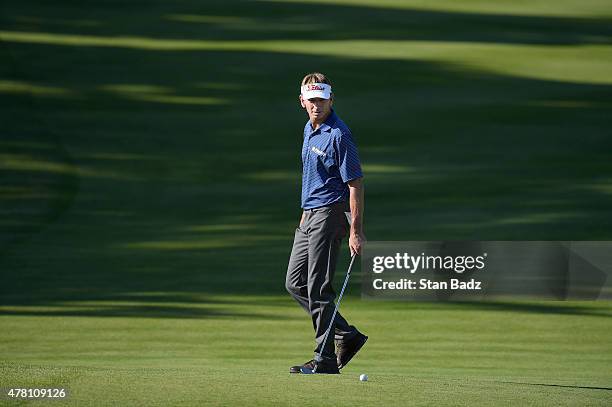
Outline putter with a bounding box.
[301,252,358,374]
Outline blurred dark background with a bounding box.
[1,0,611,307]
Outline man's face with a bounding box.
[300,95,333,124]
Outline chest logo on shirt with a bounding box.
[311,146,327,157]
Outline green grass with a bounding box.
[1,0,612,405]
[1,299,611,406]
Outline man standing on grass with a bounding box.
[285,72,368,374]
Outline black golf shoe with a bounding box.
[336,332,368,369]
[289,359,339,374]
[290,359,314,374]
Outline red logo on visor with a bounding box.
[308,84,325,91]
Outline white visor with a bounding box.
[300,83,332,99]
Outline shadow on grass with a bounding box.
[0,305,294,320]
[2,0,612,45]
[499,381,612,391]
[364,296,612,318]
[443,300,612,319]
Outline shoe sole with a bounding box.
[298,367,339,374]
[338,335,368,369]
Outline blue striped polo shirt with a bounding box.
[301,110,363,209]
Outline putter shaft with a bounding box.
[313,253,357,372]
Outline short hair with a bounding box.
[301,72,332,87]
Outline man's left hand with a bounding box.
[349,232,366,256]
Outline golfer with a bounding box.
[286,72,368,374]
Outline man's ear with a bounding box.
[299,94,306,109]
[329,94,334,106]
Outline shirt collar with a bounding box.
[308,109,337,135]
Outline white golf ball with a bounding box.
[359,374,368,382]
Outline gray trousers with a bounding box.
[285,201,358,361]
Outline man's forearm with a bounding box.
[348,178,364,234]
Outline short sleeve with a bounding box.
[334,129,363,183]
